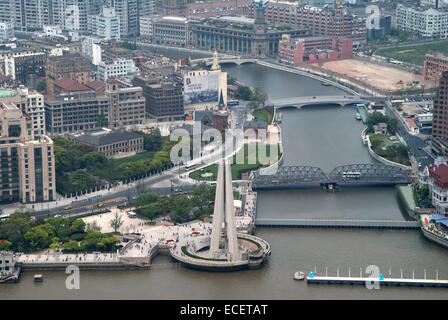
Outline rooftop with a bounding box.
[0,89,18,98]
[71,129,143,147]
[429,164,448,189]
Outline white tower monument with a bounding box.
[209,160,240,261]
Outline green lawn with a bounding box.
[189,143,280,181]
[252,108,273,124]
[113,151,156,166]
[376,42,448,65]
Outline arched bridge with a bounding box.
[269,95,368,110]
[252,163,411,190]
[191,55,257,66]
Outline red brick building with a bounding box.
[424,52,448,82]
[278,35,353,66]
[247,2,366,42]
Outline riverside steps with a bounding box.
[255,218,420,229]
[306,274,448,288]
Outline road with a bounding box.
[384,100,434,170]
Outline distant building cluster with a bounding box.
[1,0,448,206]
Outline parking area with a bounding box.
[395,96,433,118]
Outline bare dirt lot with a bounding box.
[319,59,435,91]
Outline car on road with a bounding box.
[64,206,73,210]
[417,147,422,150]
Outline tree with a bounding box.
[192,184,214,210]
[96,111,108,128]
[24,225,53,250]
[136,181,147,195]
[134,192,159,209]
[62,240,79,253]
[172,196,192,223]
[227,75,237,85]
[415,185,433,208]
[251,86,268,108]
[70,219,86,234]
[366,113,397,135]
[142,128,162,151]
[109,212,124,234]
[236,85,252,101]
[0,239,12,250]
[141,203,163,221]
[36,80,46,93]
[86,221,102,232]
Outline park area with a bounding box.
[369,134,410,166]
[319,59,434,92]
[376,42,448,66]
[189,143,280,181]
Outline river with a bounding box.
[1,58,447,300]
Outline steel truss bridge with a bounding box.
[251,163,411,190]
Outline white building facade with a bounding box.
[395,4,448,38]
[97,59,138,82]
[139,15,160,41]
[20,87,46,137]
[0,251,15,277]
[0,22,14,41]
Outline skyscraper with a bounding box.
[106,0,139,37]
[432,71,448,156]
[0,101,56,203]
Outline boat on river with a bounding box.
[294,271,305,280]
[33,274,44,282]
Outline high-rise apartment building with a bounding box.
[157,0,186,16]
[432,71,448,156]
[395,4,448,38]
[139,0,156,17]
[105,0,139,37]
[0,0,98,32]
[0,102,56,203]
[88,6,121,40]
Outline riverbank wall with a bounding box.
[396,185,418,220]
[256,60,360,96]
